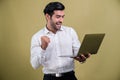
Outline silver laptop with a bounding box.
[78,33,105,55]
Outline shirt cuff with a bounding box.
[38,46,46,64]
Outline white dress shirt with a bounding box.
[30,25,80,74]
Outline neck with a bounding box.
[46,24,57,34]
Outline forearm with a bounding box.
[30,46,45,69]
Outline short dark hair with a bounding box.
[43,2,65,16]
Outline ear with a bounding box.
[45,14,50,21]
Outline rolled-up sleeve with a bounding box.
[30,35,46,69]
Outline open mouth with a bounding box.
[56,22,62,27]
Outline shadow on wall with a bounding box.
[0,0,3,2]
[0,0,7,4]
[118,74,120,80]
[0,0,5,5]
[118,0,120,3]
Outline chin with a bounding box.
[57,27,61,30]
[57,25,61,29]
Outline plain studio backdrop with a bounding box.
[0,0,120,80]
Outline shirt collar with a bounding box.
[44,26,64,34]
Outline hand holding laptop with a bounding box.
[74,53,91,63]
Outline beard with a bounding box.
[50,20,62,31]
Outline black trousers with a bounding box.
[43,71,77,80]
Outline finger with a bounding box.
[41,36,50,43]
[80,54,87,62]
[46,37,50,43]
[87,53,91,58]
[74,56,81,61]
[81,54,87,59]
[45,36,50,42]
[84,53,91,58]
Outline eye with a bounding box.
[62,15,65,18]
[56,15,61,18]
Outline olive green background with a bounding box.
[0,0,120,80]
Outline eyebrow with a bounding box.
[56,15,65,17]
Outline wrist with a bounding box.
[41,45,46,50]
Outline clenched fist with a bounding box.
[41,36,50,50]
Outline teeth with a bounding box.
[56,22,62,25]
[57,24,61,25]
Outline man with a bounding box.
[30,2,90,80]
